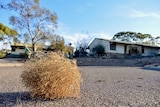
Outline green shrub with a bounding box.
[21,52,81,99]
[0,51,6,58]
[92,44,105,56]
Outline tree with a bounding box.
[74,38,88,57]
[13,36,21,45]
[92,45,105,56]
[0,23,18,51]
[64,44,74,54]
[77,39,88,53]
[64,43,74,58]
[153,36,160,46]
[6,0,57,51]
[112,31,153,42]
[47,35,65,52]
[0,23,18,40]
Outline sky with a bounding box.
[1,0,160,47]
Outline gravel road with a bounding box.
[0,66,160,107]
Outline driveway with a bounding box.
[0,58,24,67]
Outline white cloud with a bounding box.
[117,6,160,19]
[128,9,160,18]
[54,22,112,48]
[59,33,89,47]
[60,32,112,48]
[91,32,112,40]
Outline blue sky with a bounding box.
[1,0,160,47]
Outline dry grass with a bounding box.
[21,52,81,99]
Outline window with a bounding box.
[142,47,144,53]
[11,46,16,51]
[110,42,116,50]
[19,46,25,49]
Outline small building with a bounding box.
[88,38,160,57]
[9,44,31,58]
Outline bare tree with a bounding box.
[6,0,57,51]
[75,38,88,57]
[77,38,88,53]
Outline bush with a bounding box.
[92,45,105,56]
[0,51,6,58]
[21,52,81,99]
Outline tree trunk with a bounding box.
[32,43,35,52]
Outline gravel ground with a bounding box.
[0,66,160,107]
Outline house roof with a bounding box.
[88,38,160,48]
[11,43,32,47]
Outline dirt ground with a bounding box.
[0,58,24,67]
[0,65,160,107]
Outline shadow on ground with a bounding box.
[142,67,160,72]
[0,92,50,107]
[0,92,30,106]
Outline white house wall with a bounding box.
[108,43,124,54]
[11,49,26,55]
[143,47,159,56]
[89,38,160,56]
[89,39,108,53]
[89,39,125,54]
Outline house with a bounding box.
[88,38,160,57]
[9,44,31,58]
